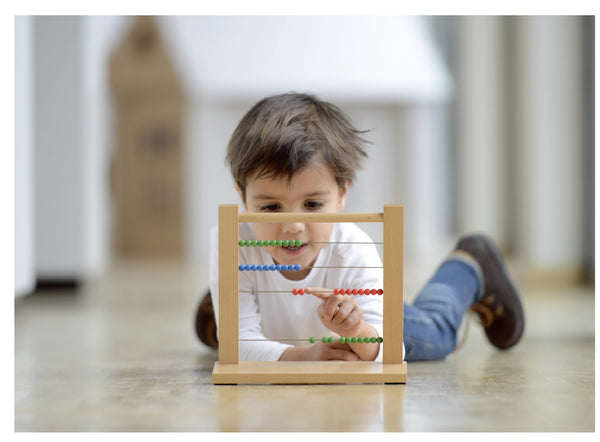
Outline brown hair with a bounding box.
[226,92,370,200]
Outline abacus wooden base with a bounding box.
[212,361,407,385]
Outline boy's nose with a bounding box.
[281,222,305,235]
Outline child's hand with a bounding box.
[307,287,364,337]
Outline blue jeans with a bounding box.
[403,258,482,361]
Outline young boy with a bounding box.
[195,92,524,362]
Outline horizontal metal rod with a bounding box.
[307,266,383,269]
[238,212,384,223]
[308,241,384,245]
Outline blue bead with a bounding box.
[294,264,301,271]
[239,265,244,271]
[276,264,282,271]
[257,265,263,271]
[282,265,288,271]
[251,265,257,271]
[269,264,276,271]
[244,265,251,271]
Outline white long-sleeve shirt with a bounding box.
[210,221,385,361]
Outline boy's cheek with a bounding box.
[250,224,270,240]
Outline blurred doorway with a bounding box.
[109,16,186,258]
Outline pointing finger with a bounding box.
[305,287,332,301]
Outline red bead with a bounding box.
[340,288,346,295]
[364,289,371,295]
[358,289,364,295]
[377,289,383,295]
[352,289,358,295]
[292,289,298,295]
[334,288,339,295]
[299,288,305,295]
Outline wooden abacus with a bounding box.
[212,204,407,384]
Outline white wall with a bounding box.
[32,16,116,280]
[451,16,589,281]
[160,16,451,104]
[512,16,585,275]
[15,16,35,297]
[454,17,508,245]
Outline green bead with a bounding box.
[276,240,283,246]
[309,337,316,343]
[270,240,277,246]
[239,240,244,246]
[358,337,364,343]
[251,240,257,246]
[328,337,335,343]
[257,240,263,246]
[377,337,383,343]
[322,337,328,343]
[339,337,346,344]
[295,239,302,246]
[283,240,289,247]
[370,337,377,343]
[351,337,358,343]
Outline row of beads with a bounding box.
[239,264,302,271]
[334,288,383,295]
[239,239,303,247]
[310,336,383,344]
[292,288,383,295]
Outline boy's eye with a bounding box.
[305,200,324,210]
[260,203,280,212]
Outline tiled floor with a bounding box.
[14,260,595,431]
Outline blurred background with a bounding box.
[14,15,594,298]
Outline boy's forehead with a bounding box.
[250,189,332,200]
[246,160,338,196]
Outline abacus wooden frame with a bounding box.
[212,204,407,384]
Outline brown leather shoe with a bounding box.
[456,234,525,349]
[195,290,219,348]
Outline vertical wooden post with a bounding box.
[218,204,239,364]
[383,205,404,363]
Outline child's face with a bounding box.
[239,156,348,281]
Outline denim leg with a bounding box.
[403,258,482,361]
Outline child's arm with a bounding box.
[278,341,360,361]
[307,287,380,361]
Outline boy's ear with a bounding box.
[337,181,350,211]
[234,183,247,210]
